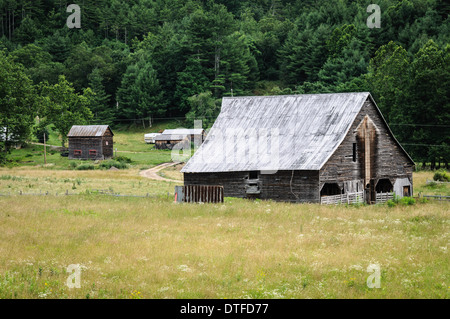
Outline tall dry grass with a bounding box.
[0,191,448,299]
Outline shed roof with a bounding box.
[154,134,188,141]
[67,125,113,137]
[162,129,204,135]
[181,92,412,173]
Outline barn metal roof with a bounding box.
[67,125,113,137]
[182,92,373,173]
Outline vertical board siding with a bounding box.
[182,185,224,203]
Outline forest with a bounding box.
[0,0,449,168]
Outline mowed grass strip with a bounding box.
[0,193,448,299]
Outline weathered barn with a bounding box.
[181,93,415,204]
[155,129,206,150]
[68,125,114,160]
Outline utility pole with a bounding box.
[43,133,47,165]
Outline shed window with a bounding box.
[89,150,97,156]
[74,150,82,156]
[352,143,357,162]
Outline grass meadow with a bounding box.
[0,166,448,299]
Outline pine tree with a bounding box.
[88,68,113,125]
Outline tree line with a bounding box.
[0,0,449,167]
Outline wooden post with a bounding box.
[43,133,47,165]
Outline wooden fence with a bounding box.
[320,191,364,205]
[422,194,450,201]
[375,192,394,204]
[175,185,224,203]
[426,179,450,184]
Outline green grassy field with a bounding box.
[0,166,448,299]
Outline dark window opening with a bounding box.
[352,143,357,162]
[74,150,82,156]
[249,171,258,179]
[89,149,97,156]
[376,179,393,193]
[320,183,341,196]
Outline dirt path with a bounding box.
[139,162,182,182]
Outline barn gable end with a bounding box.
[320,97,415,201]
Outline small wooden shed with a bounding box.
[68,125,114,160]
[155,129,206,150]
[154,134,190,150]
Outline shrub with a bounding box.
[76,163,95,170]
[400,196,415,205]
[99,160,128,170]
[433,169,450,182]
[387,199,396,207]
[386,196,416,207]
[113,156,133,164]
[69,162,78,169]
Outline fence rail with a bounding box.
[422,194,450,201]
[321,191,364,205]
[426,179,450,184]
[375,192,394,204]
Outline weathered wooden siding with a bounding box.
[184,170,320,203]
[102,128,114,158]
[68,137,104,160]
[155,140,189,150]
[320,98,414,197]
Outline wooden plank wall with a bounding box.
[184,170,320,203]
[68,137,104,160]
[319,98,414,196]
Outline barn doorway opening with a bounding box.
[375,179,393,193]
[403,185,411,197]
[320,183,341,196]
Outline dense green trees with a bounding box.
[0,0,448,166]
[38,76,93,147]
[0,50,37,159]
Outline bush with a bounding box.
[387,199,396,207]
[433,169,450,182]
[99,160,128,170]
[113,156,133,164]
[76,163,95,170]
[400,196,415,205]
[386,196,415,207]
[69,162,78,169]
